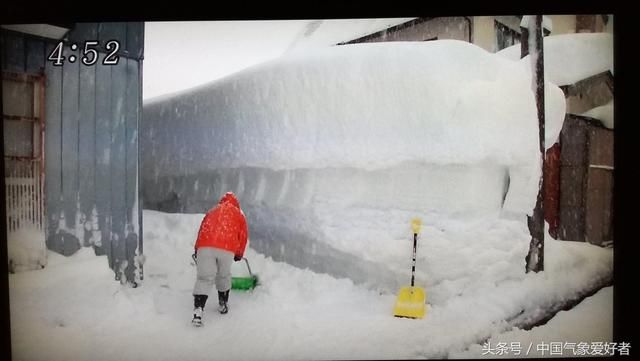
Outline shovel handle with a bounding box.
[411,233,417,287]
[242,257,254,277]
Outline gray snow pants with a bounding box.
[193,247,234,296]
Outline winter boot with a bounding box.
[217,290,229,314]
[192,307,203,327]
[192,294,208,326]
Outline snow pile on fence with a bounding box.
[143,40,566,289]
[497,33,613,86]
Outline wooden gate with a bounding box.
[557,115,613,246]
[3,71,45,233]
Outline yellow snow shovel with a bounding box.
[393,218,427,319]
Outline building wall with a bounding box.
[472,15,578,53]
[604,15,613,33]
[545,15,613,35]
[472,16,497,52]
[343,17,470,44]
[350,15,608,54]
[1,23,144,284]
[548,15,577,35]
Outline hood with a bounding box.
[218,191,241,209]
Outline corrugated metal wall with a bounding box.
[1,23,144,284]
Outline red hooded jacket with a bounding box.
[194,192,248,257]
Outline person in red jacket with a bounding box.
[191,192,248,326]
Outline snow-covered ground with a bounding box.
[9,210,613,360]
[453,287,614,358]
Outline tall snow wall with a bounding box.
[142,40,565,291]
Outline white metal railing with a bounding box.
[5,160,44,233]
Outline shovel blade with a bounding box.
[231,276,258,290]
[393,286,426,319]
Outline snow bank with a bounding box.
[142,167,519,291]
[580,100,614,129]
[496,33,613,86]
[7,227,47,272]
[143,40,566,287]
[144,40,565,171]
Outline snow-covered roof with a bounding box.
[1,24,69,39]
[496,33,613,86]
[145,40,566,172]
[579,100,614,129]
[285,18,417,53]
